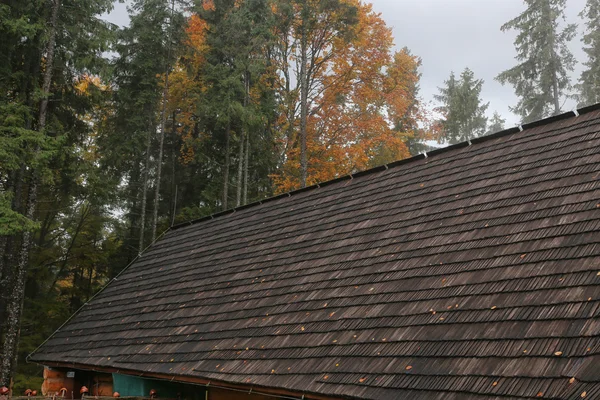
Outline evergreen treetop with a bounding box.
[496,0,576,123]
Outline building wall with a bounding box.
[41,368,113,398]
[41,368,74,397]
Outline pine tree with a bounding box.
[497,0,576,122]
[577,0,600,106]
[435,68,489,144]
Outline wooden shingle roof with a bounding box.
[30,106,600,399]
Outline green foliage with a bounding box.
[496,0,576,122]
[435,68,489,144]
[0,0,125,389]
[487,111,507,135]
[195,0,278,207]
[578,0,600,106]
[0,192,38,235]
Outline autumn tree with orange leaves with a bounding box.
[271,1,424,193]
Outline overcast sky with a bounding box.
[104,0,588,127]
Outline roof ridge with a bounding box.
[171,103,600,231]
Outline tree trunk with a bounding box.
[0,0,60,387]
[236,129,245,208]
[243,126,249,205]
[236,71,250,207]
[138,120,153,255]
[170,111,177,223]
[222,122,231,211]
[551,60,561,115]
[151,0,175,242]
[299,4,309,188]
[242,71,250,205]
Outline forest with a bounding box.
[1,0,600,391]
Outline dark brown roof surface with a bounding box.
[31,106,600,400]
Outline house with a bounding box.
[29,105,600,399]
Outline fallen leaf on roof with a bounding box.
[537,392,543,397]
[492,382,498,386]
[405,366,412,370]
[491,306,497,310]
[581,392,587,398]
[323,375,329,380]
[554,351,563,356]
[301,327,305,331]
[523,350,528,353]
[569,377,576,384]
[520,254,527,259]
[271,369,275,374]
[336,363,340,367]
[359,378,366,383]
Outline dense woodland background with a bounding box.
[1,0,600,392]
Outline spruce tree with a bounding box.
[199,0,276,208]
[100,0,185,254]
[577,0,600,106]
[497,0,576,122]
[435,68,489,144]
[487,111,507,135]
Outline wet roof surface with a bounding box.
[31,107,600,400]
